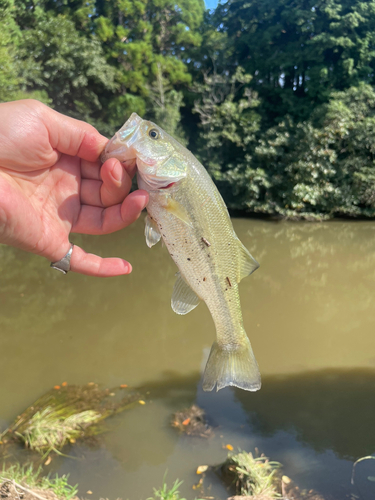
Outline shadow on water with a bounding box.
[137,368,375,461]
[234,368,375,460]
[138,370,200,407]
[135,368,375,499]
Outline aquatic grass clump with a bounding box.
[221,450,281,498]
[1,383,140,456]
[20,407,102,454]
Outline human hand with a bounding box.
[0,99,148,277]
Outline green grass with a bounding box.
[148,479,184,500]
[1,463,78,500]
[148,478,204,500]
[2,465,203,500]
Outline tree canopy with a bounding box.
[2,0,375,219]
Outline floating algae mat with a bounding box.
[0,383,141,455]
[171,405,213,438]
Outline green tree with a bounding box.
[227,84,375,219]
[0,0,51,103]
[147,62,187,144]
[3,0,205,133]
[218,0,375,122]
[94,0,205,129]
[12,5,116,128]
[193,67,261,188]
[0,0,20,101]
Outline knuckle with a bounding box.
[24,99,48,115]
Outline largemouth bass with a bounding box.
[101,113,261,392]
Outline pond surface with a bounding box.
[1,217,375,500]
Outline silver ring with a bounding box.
[50,244,74,274]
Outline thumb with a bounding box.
[40,103,108,163]
[0,100,108,171]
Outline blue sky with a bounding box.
[205,0,219,9]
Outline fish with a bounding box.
[101,113,261,392]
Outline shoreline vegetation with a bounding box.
[2,0,375,220]
[0,454,329,500]
[0,458,327,500]
[0,465,78,500]
[0,394,353,500]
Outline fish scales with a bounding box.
[101,113,261,392]
[149,162,245,343]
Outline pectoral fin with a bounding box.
[145,215,161,248]
[164,198,193,228]
[171,272,200,315]
[236,238,259,282]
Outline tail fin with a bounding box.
[202,337,261,392]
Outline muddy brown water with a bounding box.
[1,217,375,500]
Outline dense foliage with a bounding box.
[2,0,375,219]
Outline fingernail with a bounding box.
[112,162,123,184]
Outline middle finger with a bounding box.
[100,158,132,207]
[81,158,101,180]
[80,159,132,207]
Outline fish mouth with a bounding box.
[100,113,142,163]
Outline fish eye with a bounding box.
[149,128,159,140]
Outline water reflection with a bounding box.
[235,220,375,375]
[0,245,76,335]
